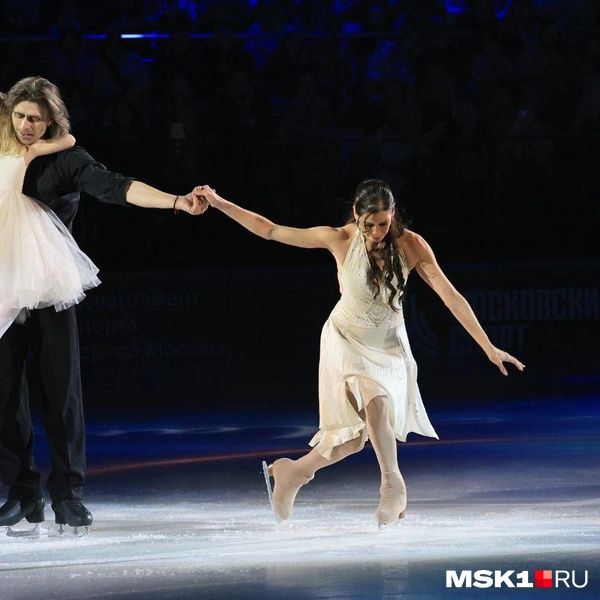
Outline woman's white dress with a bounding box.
[0,154,100,314]
[310,228,438,459]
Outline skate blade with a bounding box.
[377,514,404,531]
[261,460,280,524]
[49,524,90,538]
[6,523,45,538]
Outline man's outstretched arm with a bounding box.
[126,181,207,215]
[64,147,208,215]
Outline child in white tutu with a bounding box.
[0,93,100,338]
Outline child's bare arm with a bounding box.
[25,134,76,164]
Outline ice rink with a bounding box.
[1,397,598,599]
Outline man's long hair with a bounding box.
[5,76,71,140]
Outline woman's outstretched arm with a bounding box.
[196,185,346,251]
[405,231,525,376]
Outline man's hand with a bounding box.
[193,185,220,207]
[175,191,209,215]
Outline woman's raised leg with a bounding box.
[267,425,368,522]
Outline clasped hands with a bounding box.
[174,185,219,215]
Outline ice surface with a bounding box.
[1,400,599,599]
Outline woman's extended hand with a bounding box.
[486,346,526,376]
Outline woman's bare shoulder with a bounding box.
[399,228,427,245]
[322,222,354,248]
[323,222,355,267]
[398,229,431,270]
[340,222,357,238]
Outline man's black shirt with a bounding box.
[22,146,135,230]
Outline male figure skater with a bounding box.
[0,76,207,533]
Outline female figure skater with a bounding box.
[0,93,100,339]
[197,179,524,527]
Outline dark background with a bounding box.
[1,0,598,413]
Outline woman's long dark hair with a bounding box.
[350,179,407,310]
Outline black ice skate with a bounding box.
[0,494,45,538]
[51,498,93,537]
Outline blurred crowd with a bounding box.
[0,0,598,266]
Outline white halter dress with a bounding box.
[309,228,438,458]
[0,154,100,322]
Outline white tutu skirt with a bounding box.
[0,188,100,313]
